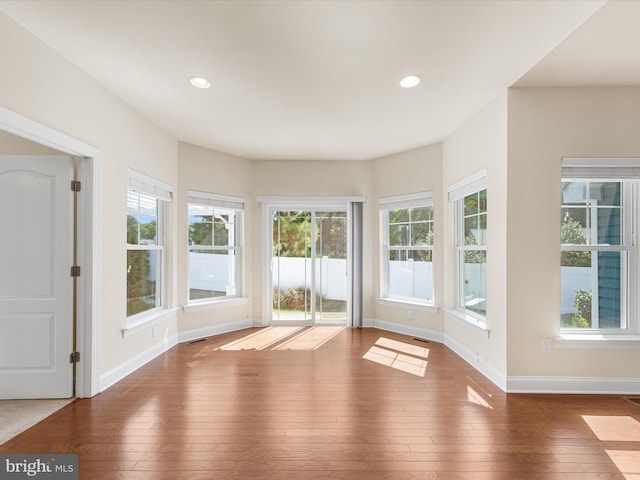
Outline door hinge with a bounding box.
[70,265,81,277]
[70,352,80,364]
[71,180,81,192]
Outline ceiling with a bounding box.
[1,0,631,161]
[516,0,640,87]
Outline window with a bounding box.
[457,189,487,317]
[560,159,640,332]
[449,169,487,320]
[380,193,434,304]
[127,171,172,319]
[187,191,243,303]
[561,181,629,330]
[560,158,640,335]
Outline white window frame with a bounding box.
[379,192,435,306]
[560,158,639,336]
[126,170,172,327]
[187,191,244,306]
[448,170,487,325]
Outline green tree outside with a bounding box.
[273,211,312,258]
[127,215,157,316]
[189,212,234,247]
[561,217,591,267]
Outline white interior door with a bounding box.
[0,155,74,399]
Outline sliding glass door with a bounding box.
[272,209,347,324]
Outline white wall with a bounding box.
[443,93,508,389]
[0,130,64,154]
[507,87,640,380]
[177,142,253,335]
[372,143,444,336]
[0,13,179,379]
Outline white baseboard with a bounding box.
[507,376,640,394]
[443,333,507,392]
[99,333,178,392]
[177,319,254,344]
[100,319,253,393]
[362,318,444,343]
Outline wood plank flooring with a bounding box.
[2,327,639,479]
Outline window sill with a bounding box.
[443,308,490,338]
[122,307,179,338]
[183,297,249,313]
[376,298,438,313]
[555,333,640,350]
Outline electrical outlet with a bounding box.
[152,326,157,338]
[542,339,551,353]
[407,310,413,320]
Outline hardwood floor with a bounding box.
[2,327,639,479]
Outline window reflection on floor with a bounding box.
[362,337,429,377]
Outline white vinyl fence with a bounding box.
[189,252,234,294]
[189,253,590,311]
[388,260,433,300]
[272,257,435,301]
[272,257,348,300]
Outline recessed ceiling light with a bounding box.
[400,74,421,88]
[189,76,211,89]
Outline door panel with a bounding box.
[272,211,312,322]
[315,212,347,323]
[0,155,73,399]
[0,170,56,298]
[0,314,54,368]
[272,209,347,325]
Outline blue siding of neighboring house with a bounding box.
[598,251,620,328]
[597,183,621,328]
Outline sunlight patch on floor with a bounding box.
[274,326,344,350]
[606,450,640,479]
[582,415,640,442]
[375,337,430,359]
[363,338,429,377]
[215,326,304,351]
[467,385,493,409]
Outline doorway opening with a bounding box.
[0,106,100,398]
[272,209,348,324]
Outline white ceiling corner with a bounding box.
[0,0,620,161]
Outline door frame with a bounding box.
[258,196,366,327]
[0,106,101,398]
